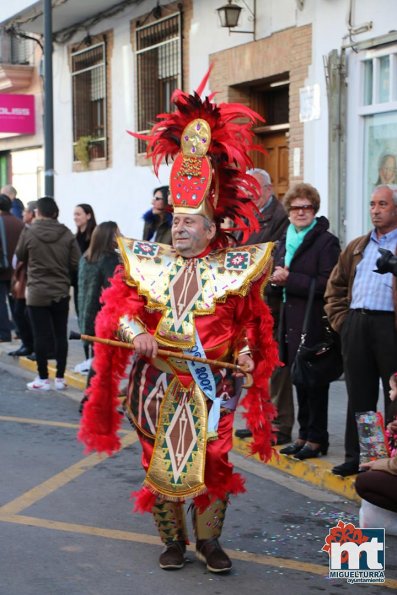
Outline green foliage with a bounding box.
[74,136,94,169]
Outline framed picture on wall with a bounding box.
[363,111,397,228]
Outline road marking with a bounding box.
[0,433,138,514]
[0,513,396,588]
[0,415,130,434]
[0,415,80,429]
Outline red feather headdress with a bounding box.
[128,67,265,244]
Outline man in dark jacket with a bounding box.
[16,196,80,391]
[235,169,292,445]
[244,169,289,245]
[0,194,24,341]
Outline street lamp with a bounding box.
[216,0,256,38]
[217,1,242,28]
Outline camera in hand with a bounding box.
[375,248,397,276]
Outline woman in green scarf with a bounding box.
[269,183,341,460]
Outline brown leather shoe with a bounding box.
[159,541,186,570]
[196,538,232,573]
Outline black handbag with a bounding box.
[291,279,343,388]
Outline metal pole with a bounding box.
[43,0,54,197]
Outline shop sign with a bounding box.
[0,94,35,135]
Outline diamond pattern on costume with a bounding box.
[225,251,250,270]
[169,262,202,331]
[165,395,197,483]
[143,372,168,434]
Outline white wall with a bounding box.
[3,0,397,241]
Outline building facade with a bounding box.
[0,0,396,243]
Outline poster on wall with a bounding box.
[363,111,397,228]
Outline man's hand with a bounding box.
[133,333,158,358]
[235,353,255,376]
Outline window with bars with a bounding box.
[0,30,34,65]
[136,13,181,154]
[71,42,107,164]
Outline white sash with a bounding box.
[185,331,221,435]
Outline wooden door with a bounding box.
[254,132,289,198]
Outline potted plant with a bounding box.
[74,135,94,169]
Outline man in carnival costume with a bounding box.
[78,70,279,574]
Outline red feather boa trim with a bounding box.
[78,267,137,454]
[240,282,280,461]
[131,487,158,514]
[130,473,246,514]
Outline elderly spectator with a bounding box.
[235,169,292,445]
[1,184,24,220]
[325,184,397,477]
[271,183,341,459]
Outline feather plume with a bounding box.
[128,68,265,241]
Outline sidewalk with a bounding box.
[0,313,360,504]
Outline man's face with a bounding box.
[23,209,35,225]
[172,214,216,257]
[370,187,397,236]
[251,173,273,211]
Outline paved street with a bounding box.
[1,361,397,594]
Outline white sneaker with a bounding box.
[54,378,67,390]
[27,377,51,391]
[74,358,92,374]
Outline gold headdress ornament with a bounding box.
[128,67,265,243]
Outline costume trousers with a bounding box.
[0,280,12,341]
[13,298,33,351]
[28,297,69,379]
[341,310,397,464]
[271,365,294,437]
[296,383,329,445]
[355,470,397,513]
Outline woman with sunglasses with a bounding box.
[142,186,172,245]
[269,183,341,459]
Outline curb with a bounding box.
[14,354,359,504]
[233,437,360,503]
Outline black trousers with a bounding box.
[296,383,329,445]
[13,298,33,351]
[355,470,397,513]
[341,310,397,464]
[28,297,69,379]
